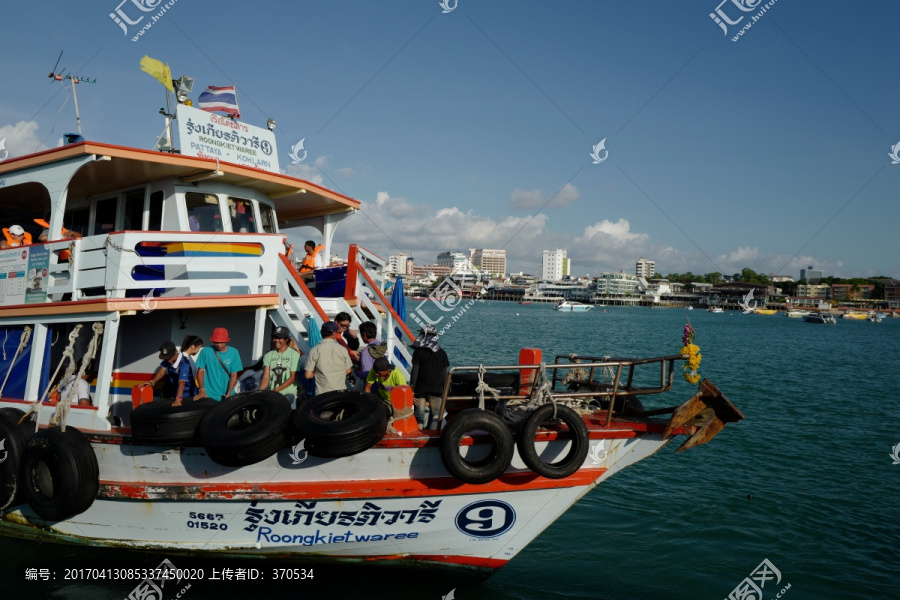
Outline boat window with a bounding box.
[122,189,144,231]
[65,207,90,237]
[184,193,223,232]
[259,204,277,233]
[93,197,118,235]
[147,191,164,231]
[227,197,257,233]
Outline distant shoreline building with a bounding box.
[541,249,569,282]
[469,248,506,278]
[387,253,412,275]
[636,257,655,279]
[800,265,823,283]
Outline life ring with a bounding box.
[439,408,514,484]
[290,391,388,458]
[22,427,99,521]
[516,404,589,479]
[198,390,293,467]
[0,408,34,511]
[130,398,218,445]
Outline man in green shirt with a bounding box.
[365,356,407,411]
[258,326,302,406]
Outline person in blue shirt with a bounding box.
[143,341,198,405]
[195,327,242,401]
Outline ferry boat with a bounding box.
[553,301,593,312]
[0,107,743,576]
[804,313,836,324]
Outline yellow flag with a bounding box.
[140,56,174,93]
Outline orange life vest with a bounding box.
[299,244,323,272]
[2,228,33,247]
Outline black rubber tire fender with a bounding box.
[517,404,589,479]
[22,427,99,521]
[130,398,218,445]
[290,391,388,459]
[439,408,514,484]
[198,390,293,467]
[0,408,34,511]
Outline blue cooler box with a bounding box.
[313,265,348,297]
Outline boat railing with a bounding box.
[436,354,685,427]
[274,255,329,353]
[348,248,414,378]
[32,231,289,303]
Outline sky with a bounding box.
[1,1,898,279]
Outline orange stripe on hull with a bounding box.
[99,468,607,501]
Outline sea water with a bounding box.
[3,303,898,599]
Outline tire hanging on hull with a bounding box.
[0,408,34,511]
[440,409,514,484]
[22,427,99,521]
[516,404,589,479]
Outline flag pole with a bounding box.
[165,66,174,151]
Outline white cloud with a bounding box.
[509,183,580,210]
[0,121,47,159]
[282,161,324,186]
[328,191,550,271]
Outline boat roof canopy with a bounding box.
[0,141,359,222]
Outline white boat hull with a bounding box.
[1,432,669,570]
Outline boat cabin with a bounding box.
[0,141,412,431]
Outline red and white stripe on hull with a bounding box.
[1,431,673,569]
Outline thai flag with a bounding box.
[197,85,240,118]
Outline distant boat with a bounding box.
[518,301,532,305]
[708,307,724,313]
[685,306,693,311]
[784,310,810,318]
[554,301,593,312]
[804,313,836,324]
[842,311,868,320]
[867,312,885,323]
[754,308,778,315]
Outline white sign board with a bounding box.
[176,104,279,173]
[0,245,49,306]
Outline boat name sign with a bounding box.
[176,104,279,173]
[242,497,518,545]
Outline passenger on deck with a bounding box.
[304,321,352,395]
[57,366,97,407]
[1,225,32,249]
[195,328,242,401]
[179,334,204,399]
[365,356,407,412]
[409,325,450,428]
[354,321,386,387]
[297,240,324,280]
[334,312,360,352]
[258,326,301,405]
[140,341,188,402]
[35,218,83,242]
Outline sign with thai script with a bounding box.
[176,104,279,173]
[0,246,49,306]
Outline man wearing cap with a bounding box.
[304,321,352,395]
[258,326,301,405]
[195,328,243,401]
[365,356,407,407]
[1,224,32,249]
[141,341,197,405]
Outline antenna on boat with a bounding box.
[48,51,97,136]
